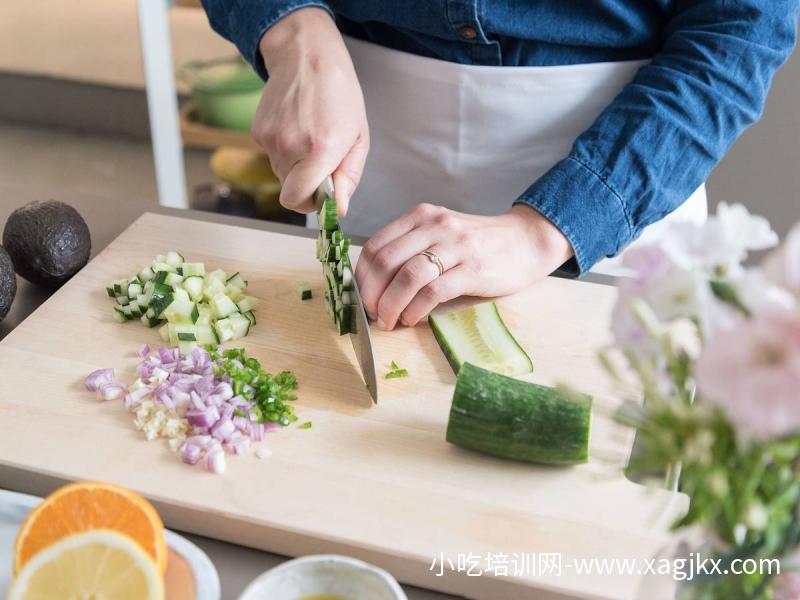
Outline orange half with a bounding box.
[13,481,168,576]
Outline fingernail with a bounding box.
[367,312,376,321]
[400,318,409,327]
[377,318,387,331]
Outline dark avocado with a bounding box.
[0,244,15,323]
[2,200,91,288]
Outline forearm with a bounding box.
[200,0,335,79]
[517,0,800,275]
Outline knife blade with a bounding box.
[315,176,378,403]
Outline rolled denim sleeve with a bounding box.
[515,0,800,276]
[200,0,334,80]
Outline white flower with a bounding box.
[660,203,778,274]
[732,268,797,316]
[764,221,800,296]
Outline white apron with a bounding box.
[327,36,708,276]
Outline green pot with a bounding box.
[179,58,264,132]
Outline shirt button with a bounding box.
[459,26,478,40]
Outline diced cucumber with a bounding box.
[165,251,184,268]
[178,340,198,355]
[195,325,218,345]
[428,302,533,377]
[108,252,257,346]
[140,314,162,328]
[236,295,259,312]
[127,283,143,298]
[319,198,338,230]
[207,269,227,283]
[165,272,183,288]
[182,262,205,277]
[152,261,176,274]
[195,306,213,326]
[137,267,154,283]
[446,363,592,466]
[294,282,312,300]
[203,277,226,300]
[182,275,204,301]
[229,313,251,339]
[226,272,247,289]
[211,293,239,319]
[214,318,234,342]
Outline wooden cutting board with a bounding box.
[0,213,686,600]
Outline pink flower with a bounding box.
[764,221,800,296]
[774,573,800,600]
[695,313,800,440]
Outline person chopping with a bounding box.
[201,1,799,331]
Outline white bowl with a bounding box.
[238,554,408,600]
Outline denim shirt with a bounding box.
[201,1,799,274]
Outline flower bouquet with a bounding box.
[603,203,800,599]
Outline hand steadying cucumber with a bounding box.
[447,363,592,466]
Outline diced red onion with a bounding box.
[206,447,226,474]
[186,406,220,429]
[84,368,114,392]
[136,344,150,358]
[97,381,126,401]
[139,361,156,380]
[232,415,248,431]
[172,391,190,416]
[227,431,250,455]
[214,383,233,401]
[124,386,153,407]
[181,444,202,465]
[157,347,175,364]
[211,417,236,442]
[189,391,205,411]
[221,404,235,421]
[249,422,265,441]
[185,434,214,449]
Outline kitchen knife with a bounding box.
[315,176,378,403]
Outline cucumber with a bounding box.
[295,282,312,300]
[446,363,592,466]
[316,197,356,335]
[428,302,533,377]
[106,252,259,347]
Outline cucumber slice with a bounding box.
[112,307,128,323]
[195,325,218,345]
[159,323,170,342]
[294,282,312,300]
[207,269,227,283]
[428,302,533,377]
[242,311,257,325]
[214,318,234,342]
[137,267,154,283]
[178,340,198,355]
[447,363,592,466]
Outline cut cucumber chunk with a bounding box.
[447,363,592,466]
[165,251,184,268]
[294,282,312,300]
[428,302,533,377]
[211,293,239,319]
[236,295,259,313]
[183,275,204,302]
[182,262,205,277]
[226,272,247,289]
